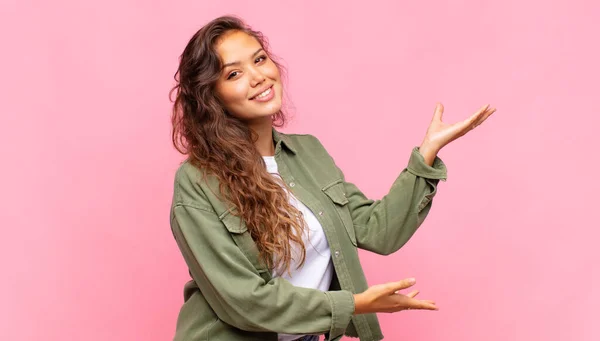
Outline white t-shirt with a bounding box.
[263,156,334,341]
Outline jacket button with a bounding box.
[334,251,340,257]
[289,182,296,187]
[318,211,323,216]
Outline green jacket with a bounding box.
[170,130,447,341]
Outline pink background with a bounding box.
[2,0,599,340]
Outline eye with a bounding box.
[226,71,239,80]
[255,55,268,63]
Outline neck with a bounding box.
[248,118,275,156]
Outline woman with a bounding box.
[169,15,495,341]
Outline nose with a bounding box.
[249,66,266,87]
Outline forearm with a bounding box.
[349,147,447,254]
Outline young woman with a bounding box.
[169,15,496,341]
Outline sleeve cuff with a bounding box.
[324,290,354,340]
[407,147,448,181]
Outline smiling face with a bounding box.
[214,30,283,125]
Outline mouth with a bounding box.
[250,85,274,102]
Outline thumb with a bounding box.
[385,278,416,294]
[433,102,444,122]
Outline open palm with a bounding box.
[422,103,497,152]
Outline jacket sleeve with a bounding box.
[329,146,448,255]
[170,167,354,340]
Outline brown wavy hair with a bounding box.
[170,16,306,275]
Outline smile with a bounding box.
[251,86,274,102]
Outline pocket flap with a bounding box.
[219,210,248,234]
[218,210,271,280]
[322,180,349,206]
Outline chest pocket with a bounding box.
[220,211,272,283]
[322,179,357,246]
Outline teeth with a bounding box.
[255,87,272,99]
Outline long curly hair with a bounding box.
[170,16,306,275]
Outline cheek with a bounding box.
[265,61,281,80]
[217,82,248,108]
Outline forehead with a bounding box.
[215,30,262,64]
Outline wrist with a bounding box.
[418,143,440,166]
[353,293,366,315]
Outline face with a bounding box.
[214,30,283,124]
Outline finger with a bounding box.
[469,109,490,130]
[468,104,490,124]
[386,278,416,293]
[404,303,437,311]
[432,102,444,122]
[456,104,490,133]
[405,290,420,298]
[472,107,496,129]
[406,297,438,310]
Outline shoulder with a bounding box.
[278,131,344,180]
[172,160,215,211]
[174,159,204,190]
[279,132,330,155]
[280,131,320,143]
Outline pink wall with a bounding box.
[2,0,598,340]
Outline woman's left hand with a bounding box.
[419,103,496,164]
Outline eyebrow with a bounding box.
[221,48,264,70]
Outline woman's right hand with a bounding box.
[353,278,438,314]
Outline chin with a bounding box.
[239,105,280,123]
[257,100,283,117]
[256,108,281,119]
